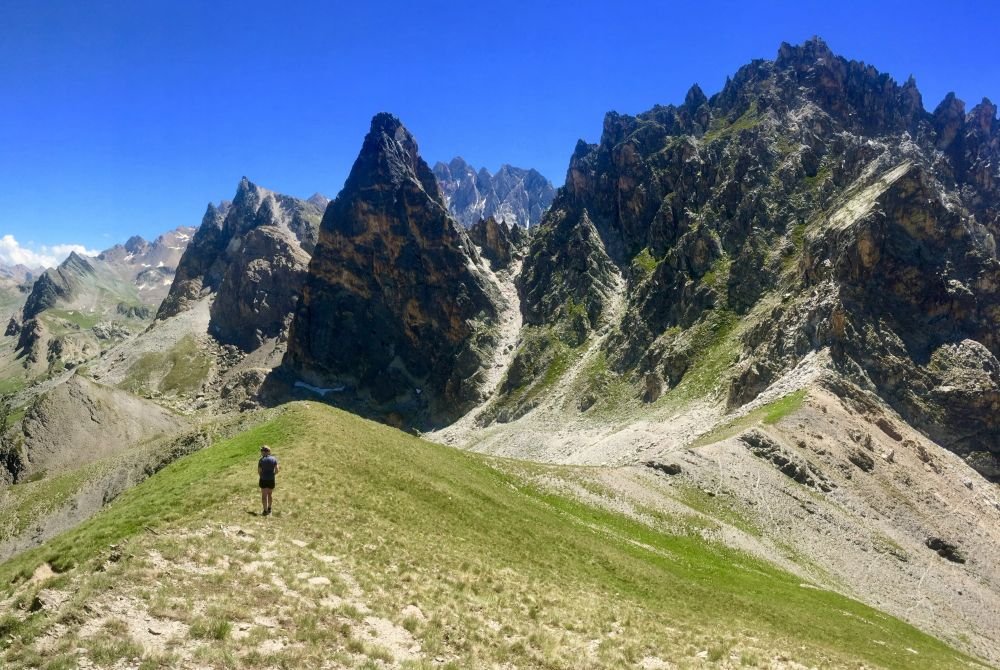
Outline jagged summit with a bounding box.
[62,250,93,268]
[306,192,330,210]
[505,36,1000,479]
[123,235,148,255]
[433,157,556,228]
[157,177,323,351]
[338,112,442,200]
[284,114,502,425]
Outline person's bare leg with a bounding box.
[261,488,267,514]
[266,489,273,512]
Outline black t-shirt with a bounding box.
[259,455,278,478]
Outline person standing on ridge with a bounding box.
[258,445,279,515]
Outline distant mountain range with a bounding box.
[0,264,38,285]
[432,158,555,228]
[8,226,195,372]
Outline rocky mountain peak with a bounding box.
[683,83,707,110]
[306,193,330,210]
[774,35,835,68]
[970,97,998,132]
[505,37,1000,479]
[433,157,556,229]
[157,178,323,350]
[467,216,526,271]
[0,263,36,284]
[284,113,502,425]
[448,156,470,175]
[62,251,95,275]
[340,113,441,202]
[123,235,149,255]
[201,202,225,229]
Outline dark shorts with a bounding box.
[259,478,276,490]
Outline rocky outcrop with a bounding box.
[91,226,195,307]
[158,179,323,351]
[22,252,95,320]
[741,429,834,491]
[6,375,187,481]
[925,537,966,564]
[210,223,312,350]
[732,161,1000,478]
[284,113,502,424]
[15,318,47,364]
[466,216,525,270]
[156,205,228,317]
[433,158,555,229]
[502,38,1000,478]
[519,208,618,344]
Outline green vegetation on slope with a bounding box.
[691,389,809,447]
[121,334,211,396]
[42,309,101,333]
[0,403,977,669]
[703,102,763,143]
[0,466,98,544]
[630,247,660,278]
[486,326,580,422]
[575,350,636,419]
[657,309,742,408]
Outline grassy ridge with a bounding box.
[0,403,979,668]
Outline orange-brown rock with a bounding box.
[284,114,501,425]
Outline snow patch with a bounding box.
[294,381,345,397]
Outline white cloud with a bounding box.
[0,235,100,269]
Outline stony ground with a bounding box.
[0,404,986,670]
[434,372,1000,667]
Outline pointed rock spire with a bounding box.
[284,113,502,425]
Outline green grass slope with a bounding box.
[0,403,985,669]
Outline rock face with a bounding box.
[466,216,526,270]
[433,158,555,228]
[506,37,1000,479]
[158,179,323,351]
[22,252,96,320]
[284,114,502,424]
[96,226,196,307]
[5,375,186,481]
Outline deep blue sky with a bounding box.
[1,1,998,264]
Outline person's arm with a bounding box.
[274,460,280,475]
[258,461,262,476]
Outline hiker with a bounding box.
[258,445,279,515]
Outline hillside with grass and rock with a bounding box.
[1,402,993,669]
[0,36,998,669]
